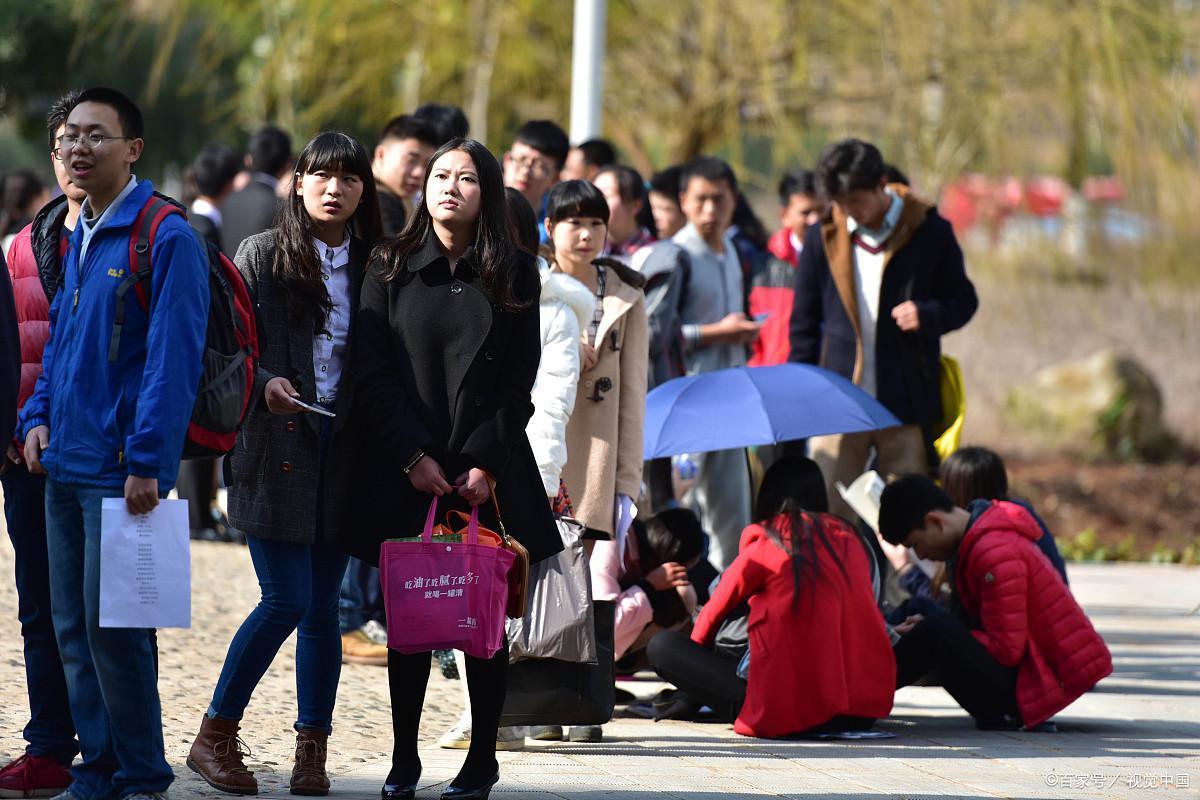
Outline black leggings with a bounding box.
[646,630,746,723]
[893,603,1019,724]
[387,643,507,788]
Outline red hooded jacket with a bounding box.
[956,501,1112,727]
[748,231,799,367]
[693,513,895,738]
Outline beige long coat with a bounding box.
[557,257,649,535]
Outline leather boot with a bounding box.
[290,729,330,796]
[186,715,258,795]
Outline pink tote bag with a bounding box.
[379,498,515,659]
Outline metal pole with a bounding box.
[569,0,606,143]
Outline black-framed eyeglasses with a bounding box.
[52,133,132,160]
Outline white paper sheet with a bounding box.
[99,498,191,628]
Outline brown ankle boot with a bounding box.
[290,729,330,796]
[186,715,258,795]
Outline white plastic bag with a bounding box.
[507,517,597,664]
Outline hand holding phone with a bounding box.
[290,397,337,418]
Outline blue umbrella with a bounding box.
[644,364,901,459]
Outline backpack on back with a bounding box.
[107,194,259,459]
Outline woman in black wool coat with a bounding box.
[345,137,560,800]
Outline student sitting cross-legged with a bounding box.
[651,457,896,738]
[880,475,1112,731]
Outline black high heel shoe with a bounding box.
[439,772,499,800]
[382,763,420,800]
[380,783,417,800]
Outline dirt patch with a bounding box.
[1006,455,1200,558]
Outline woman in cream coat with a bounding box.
[542,180,648,743]
[544,180,648,542]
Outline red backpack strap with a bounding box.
[108,197,181,362]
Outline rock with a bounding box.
[1005,349,1175,458]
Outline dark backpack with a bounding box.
[107,194,259,459]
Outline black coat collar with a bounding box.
[406,233,478,276]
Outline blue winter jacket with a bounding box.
[19,179,209,491]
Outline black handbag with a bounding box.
[499,600,616,726]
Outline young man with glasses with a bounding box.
[502,119,569,242]
[20,86,210,800]
[0,90,85,800]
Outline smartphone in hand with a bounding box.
[290,397,336,418]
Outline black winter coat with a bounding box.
[788,189,977,425]
[343,235,562,566]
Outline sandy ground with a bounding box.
[0,535,465,796]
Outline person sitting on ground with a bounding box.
[939,446,1068,585]
[880,475,1112,731]
[650,456,896,737]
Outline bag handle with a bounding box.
[422,498,439,543]
[484,476,509,544]
[423,495,480,545]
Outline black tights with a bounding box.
[387,644,507,790]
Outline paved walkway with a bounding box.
[1,533,1197,799]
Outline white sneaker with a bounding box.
[437,725,526,751]
[437,724,472,750]
[360,619,389,646]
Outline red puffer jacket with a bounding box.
[956,501,1112,727]
[6,224,52,415]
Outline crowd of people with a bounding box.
[0,85,1113,800]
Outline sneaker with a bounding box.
[437,724,472,750]
[567,725,602,743]
[436,725,525,752]
[525,725,563,741]
[0,754,72,799]
[360,619,389,646]
[341,629,388,666]
[122,794,168,800]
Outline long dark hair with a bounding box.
[504,187,539,255]
[273,131,381,332]
[375,138,527,311]
[755,456,847,606]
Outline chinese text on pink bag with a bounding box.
[379,498,514,659]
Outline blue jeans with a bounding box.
[209,536,349,733]
[338,557,385,634]
[2,464,78,763]
[44,480,171,800]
